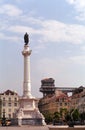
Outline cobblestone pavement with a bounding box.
[0,125,49,130]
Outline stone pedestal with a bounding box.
[17,42,45,125]
[17,97,45,125]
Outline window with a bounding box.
[3,97,5,101]
[9,97,11,101]
[14,98,17,101]
[14,102,17,107]
[65,103,67,106]
[8,102,11,107]
[60,103,62,106]
[3,102,6,107]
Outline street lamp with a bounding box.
[1,111,6,126]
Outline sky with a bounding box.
[0,0,85,98]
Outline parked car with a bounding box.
[1,118,11,126]
[6,119,11,126]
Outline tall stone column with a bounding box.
[17,33,46,125]
[22,45,32,98]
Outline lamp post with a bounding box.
[2,111,6,126]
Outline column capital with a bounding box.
[22,50,32,56]
[22,45,32,56]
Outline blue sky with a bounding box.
[0,0,85,97]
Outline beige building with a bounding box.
[38,90,70,114]
[0,90,19,118]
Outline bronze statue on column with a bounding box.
[24,33,29,45]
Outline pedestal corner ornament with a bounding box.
[17,33,46,125]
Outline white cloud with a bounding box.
[8,25,40,34]
[66,0,74,4]
[0,32,19,42]
[66,0,85,9]
[1,10,85,45]
[7,19,85,44]
[0,4,22,16]
[66,0,85,20]
[40,20,85,44]
[0,9,85,48]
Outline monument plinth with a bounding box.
[17,33,45,125]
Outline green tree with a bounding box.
[60,108,67,120]
[43,111,53,124]
[53,112,60,121]
[80,112,85,121]
[72,109,80,121]
[65,109,80,121]
[65,111,71,121]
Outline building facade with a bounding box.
[38,90,70,115]
[38,78,71,115]
[0,90,19,119]
[39,78,85,117]
[71,86,85,113]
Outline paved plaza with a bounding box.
[0,126,49,130]
[0,125,85,130]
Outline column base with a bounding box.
[17,96,46,126]
[18,118,44,126]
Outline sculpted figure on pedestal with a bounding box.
[24,33,29,45]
